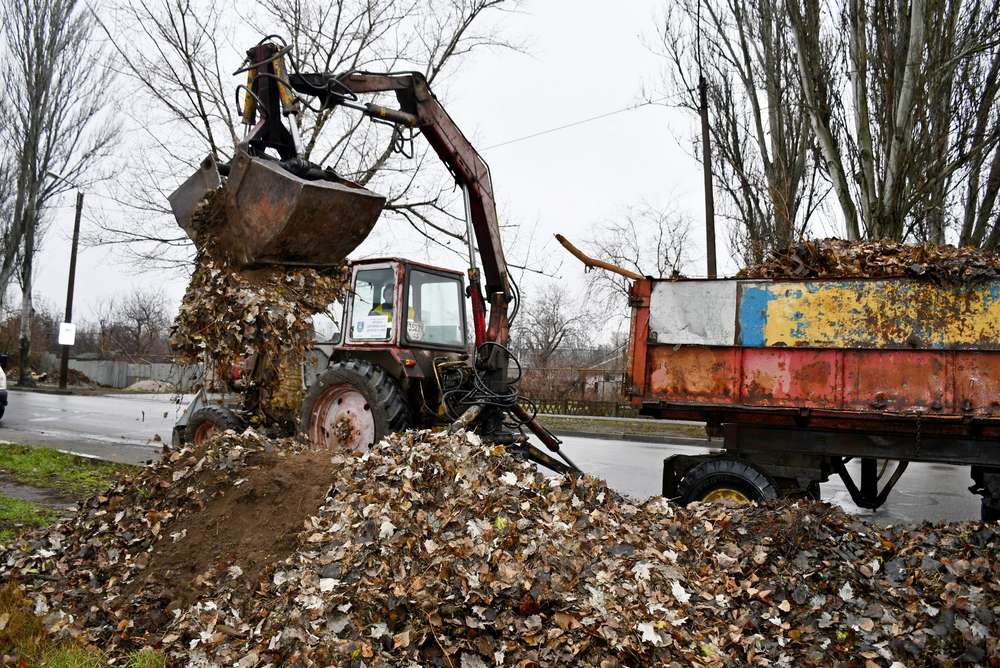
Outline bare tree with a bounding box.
[657,0,828,263]
[512,285,591,370]
[111,289,171,358]
[787,0,1000,243]
[583,203,691,312]
[92,0,525,267]
[0,0,118,383]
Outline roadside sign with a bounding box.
[58,322,76,346]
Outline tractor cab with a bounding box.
[337,258,468,353]
[300,257,473,450]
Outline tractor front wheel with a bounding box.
[983,500,1000,523]
[300,360,408,450]
[185,406,245,445]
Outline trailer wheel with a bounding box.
[185,406,245,445]
[676,458,778,505]
[300,360,408,451]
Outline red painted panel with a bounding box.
[955,353,1000,417]
[842,351,951,413]
[740,348,841,408]
[648,346,741,403]
[641,342,1000,421]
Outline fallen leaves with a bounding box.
[2,429,999,666]
[738,238,1000,282]
[170,199,348,421]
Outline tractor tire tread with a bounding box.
[184,406,245,444]
[982,499,1000,523]
[300,359,408,447]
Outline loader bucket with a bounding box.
[169,149,385,267]
[168,154,222,243]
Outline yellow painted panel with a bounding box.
[756,280,1000,349]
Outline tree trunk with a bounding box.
[16,220,35,387]
[879,0,926,238]
[788,0,861,240]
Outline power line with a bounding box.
[482,98,666,151]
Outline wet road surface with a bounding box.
[560,435,982,523]
[0,390,983,522]
[1,389,186,464]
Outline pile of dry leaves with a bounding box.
[738,238,1000,282]
[3,430,998,666]
[170,191,348,406]
[170,251,346,366]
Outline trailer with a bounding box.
[627,275,1000,521]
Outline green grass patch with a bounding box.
[0,442,132,496]
[1,584,166,667]
[0,494,59,543]
[39,647,108,668]
[124,648,167,668]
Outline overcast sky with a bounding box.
[31,0,734,329]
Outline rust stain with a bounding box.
[644,344,1000,417]
[756,280,1000,349]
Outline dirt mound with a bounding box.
[0,432,332,656]
[3,430,999,666]
[125,379,175,393]
[738,238,1000,282]
[129,448,334,610]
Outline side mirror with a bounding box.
[0,354,8,371]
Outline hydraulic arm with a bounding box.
[288,70,575,470]
[289,71,511,349]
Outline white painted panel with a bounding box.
[648,281,737,346]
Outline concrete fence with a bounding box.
[67,358,203,390]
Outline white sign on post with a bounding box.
[58,322,76,346]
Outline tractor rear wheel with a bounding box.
[676,458,778,505]
[300,360,408,450]
[185,406,245,445]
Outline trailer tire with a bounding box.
[983,500,1000,523]
[300,359,408,451]
[185,406,245,445]
[676,458,778,505]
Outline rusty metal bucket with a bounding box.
[169,149,385,267]
[168,154,222,243]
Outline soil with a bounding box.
[124,379,176,393]
[129,448,335,610]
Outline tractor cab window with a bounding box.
[350,267,395,341]
[405,269,465,348]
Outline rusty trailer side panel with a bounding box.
[630,277,1000,424]
[646,278,1000,350]
[644,345,1000,417]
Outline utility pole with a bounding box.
[699,74,717,278]
[51,180,84,389]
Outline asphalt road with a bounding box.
[0,389,983,522]
[1,388,186,464]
